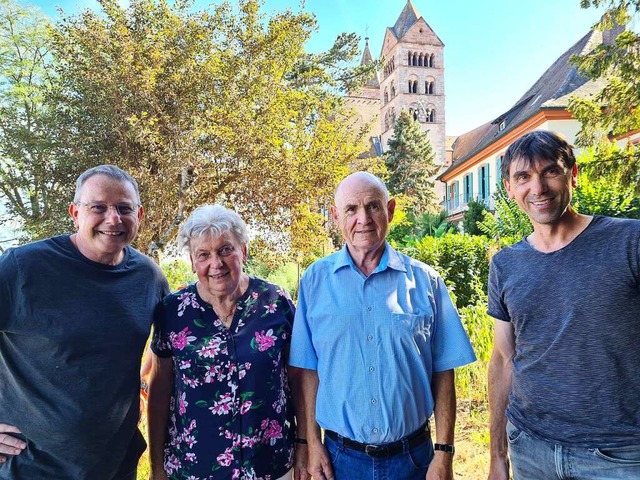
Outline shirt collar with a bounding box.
[332,242,407,274]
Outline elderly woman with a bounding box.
[147,205,303,480]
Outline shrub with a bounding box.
[161,259,196,291]
[462,200,487,236]
[407,233,494,309]
[456,298,493,401]
[264,262,300,301]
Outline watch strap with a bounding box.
[434,443,455,454]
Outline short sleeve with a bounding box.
[487,258,510,322]
[150,299,173,358]
[288,275,318,370]
[430,274,476,372]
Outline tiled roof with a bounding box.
[441,23,623,178]
[392,1,421,40]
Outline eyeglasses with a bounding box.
[74,201,140,216]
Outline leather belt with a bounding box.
[324,424,429,458]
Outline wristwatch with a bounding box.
[434,443,455,454]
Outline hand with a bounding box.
[426,452,453,480]
[307,441,334,480]
[0,424,26,463]
[293,443,310,480]
[487,456,510,480]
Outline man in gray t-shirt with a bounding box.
[486,131,640,480]
[0,165,169,479]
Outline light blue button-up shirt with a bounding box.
[290,243,476,443]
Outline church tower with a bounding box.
[379,1,446,169]
[344,37,383,157]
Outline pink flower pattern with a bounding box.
[152,279,295,479]
[254,329,277,352]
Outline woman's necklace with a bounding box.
[217,304,236,328]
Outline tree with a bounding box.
[476,185,532,242]
[388,209,457,250]
[569,0,640,193]
[49,0,373,259]
[573,149,640,217]
[462,199,487,236]
[384,109,439,214]
[0,0,77,242]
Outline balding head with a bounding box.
[335,172,389,205]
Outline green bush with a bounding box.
[462,200,487,236]
[407,233,494,309]
[456,299,493,401]
[264,262,300,301]
[161,259,196,291]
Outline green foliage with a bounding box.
[21,0,373,259]
[263,262,300,301]
[405,233,494,309]
[388,209,458,247]
[455,298,493,401]
[245,256,300,300]
[477,185,532,242]
[0,0,78,242]
[160,259,196,291]
[570,0,640,193]
[573,150,640,218]
[384,109,439,214]
[462,200,488,236]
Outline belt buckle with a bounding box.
[364,444,386,458]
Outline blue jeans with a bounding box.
[507,420,640,480]
[324,432,433,480]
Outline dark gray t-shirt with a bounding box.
[0,235,169,479]
[488,216,640,447]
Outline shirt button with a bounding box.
[367,335,373,341]
[369,366,375,372]
[371,398,377,404]
[367,306,372,311]
[373,428,379,433]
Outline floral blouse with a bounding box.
[151,277,296,480]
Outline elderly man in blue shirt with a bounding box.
[289,172,476,480]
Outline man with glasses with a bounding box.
[0,165,169,479]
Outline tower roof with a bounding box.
[360,37,374,65]
[360,37,380,89]
[391,0,421,39]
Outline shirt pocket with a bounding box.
[391,312,433,338]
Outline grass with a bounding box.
[137,413,151,478]
[454,399,490,479]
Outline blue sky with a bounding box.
[22,0,607,136]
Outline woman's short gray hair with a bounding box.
[178,204,249,252]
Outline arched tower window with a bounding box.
[407,51,412,65]
[390,81,396,97]
[418,53,423,67]
[412,52,418,66]
[384,88,389,104]
[429,54,435,67]
[425,77,435,95]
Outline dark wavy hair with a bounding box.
[502,131,576,180]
